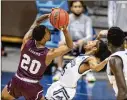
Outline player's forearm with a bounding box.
[93,59,108,71]
[63,29,73,49]
[36,14,49,24]
[23,23,37,42]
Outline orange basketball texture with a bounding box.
[50,8,69,29]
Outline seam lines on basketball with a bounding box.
[50,12,54,26]
[67,11,69,25]
[52,12,55,27]
[58,8,61,28]
[64,10,67,25]
[50,12,52,24]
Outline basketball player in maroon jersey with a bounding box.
[1,13,73,100]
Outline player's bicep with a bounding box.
[109,56,127,92]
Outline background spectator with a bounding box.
[108,1,127,32]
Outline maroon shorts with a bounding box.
[7,76,43,100]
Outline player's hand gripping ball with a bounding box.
[50,8,69,30]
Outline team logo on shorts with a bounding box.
[53,87,70,100]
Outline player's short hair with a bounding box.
[107,27,125,47]
[32,25,47,41]
[95,40,111,61]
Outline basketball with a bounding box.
[50,8,69,29]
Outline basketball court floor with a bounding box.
[1,47,116,100]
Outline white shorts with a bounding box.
[45,81,76,100]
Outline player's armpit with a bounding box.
[45,45,72,66]
[109,56,127,100]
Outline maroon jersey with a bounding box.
[17,39,49,81]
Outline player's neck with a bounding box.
[35,41,45,48]
[85,51,95,56]
[111,46,124,53]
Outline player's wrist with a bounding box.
[62,29,68,33]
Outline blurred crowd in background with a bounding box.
[1,0,127,73]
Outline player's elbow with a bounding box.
[67,43,73,49]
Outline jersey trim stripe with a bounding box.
[35,90,43,100]
[15,73,39,83]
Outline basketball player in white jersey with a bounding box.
[106,27,127,100]
[45,40,110,100]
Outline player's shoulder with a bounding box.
[25,39,35,46]
[111,51,126,57]
[109,56,122,64]
[84,56,96,62]
[78,54,90,59]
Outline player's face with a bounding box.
[84,40,98,51]
[71,2,84,15]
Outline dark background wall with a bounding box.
[2,1,37,37]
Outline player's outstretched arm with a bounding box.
[87,57,108,71]
[45,27,73,66]
[21,14,49,51]
[62,26,73,49]
[109,56,127,100]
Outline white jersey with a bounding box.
[107,50,127,94]
[59,55,91,88]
